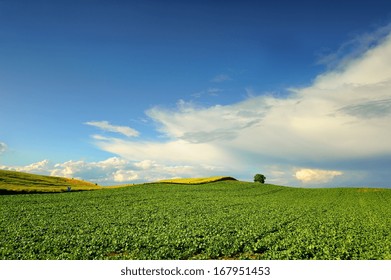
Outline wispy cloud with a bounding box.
[211,74,231,83]
[337,98,391,119]
[0,142,6,154]
[145,97,266,144]
[190,88,224,98]
[85,121,139,137]
[316,23,391,69]
[207,87,223,96]
[86,28,391,187]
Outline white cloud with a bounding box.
[1,158,135,184]
[1,159,50,174]
[134,160,157,170]
[0,157,221,185]
[50,157,133,182]
[113,170,138,182]
[23,160,50,172]
[146,98,266,143]
[85,121,139,137]
[85,28,391,187]
[295,168,343,184]
[94,138,232,167]
[51,160,89,178]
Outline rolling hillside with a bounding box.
[0,169,102,194]
[157,176,237,184]
[1,179,390,260]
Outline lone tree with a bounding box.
[254,173,266,183]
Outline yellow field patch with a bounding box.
[357,188,384,193]
[157,176,237,184]
[0,169,102,194]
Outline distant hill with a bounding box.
[157,176,237,184]
[0,169,102,194]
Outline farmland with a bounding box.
[1,178,391,260]
[0,170,102,194]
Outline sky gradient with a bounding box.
[1,0,391,187]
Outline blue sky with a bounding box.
[1,0,391,187]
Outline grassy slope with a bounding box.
[0,171,237,194]
[157,176,237,184]
[0,169,102,194]
[1,180,390,260]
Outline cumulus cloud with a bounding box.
[113,170,138,182]
[50,157,134,183]
[295,168,343,184]
[1,159,50,173]
[82,28,391,187]
[134,160,157,170]
[85,121,139,137]
[1,157,220,185]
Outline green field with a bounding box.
[1,171,391,260]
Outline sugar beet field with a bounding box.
[1,181,391,260]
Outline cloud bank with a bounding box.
[0,157,217,185]
[84,29,391,187]
[1,160,50,174]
